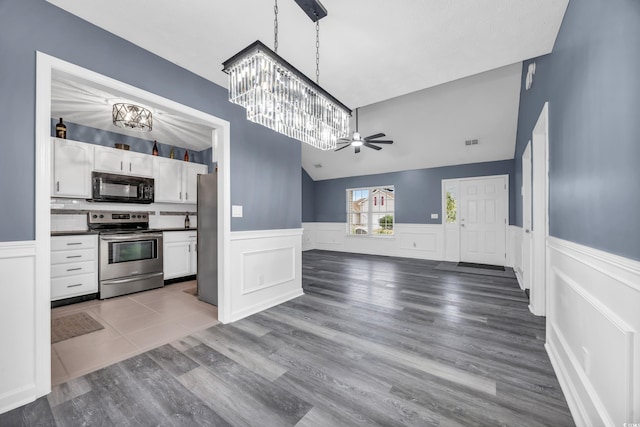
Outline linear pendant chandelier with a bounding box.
[222,0,351,150]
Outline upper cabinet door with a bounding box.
[94,145,126,174]
[153,157,183,203]
[183,163,208,204]
[52,138,94,198]
[127,151,153,177]
[94,146,153,177]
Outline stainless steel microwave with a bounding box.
[91,172,154,204]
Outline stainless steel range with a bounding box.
[88,211,163,299]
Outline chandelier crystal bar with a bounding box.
[222,41,351,150]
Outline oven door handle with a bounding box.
[101,233,163,241]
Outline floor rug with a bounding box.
[51,312,104,344]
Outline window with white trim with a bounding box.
[346,186,395,235]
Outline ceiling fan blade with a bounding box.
[337,138,352,142]
[335,144,351,152]
[336,140,351,144]
[364,133,386,140]
[355,146,361,154]
[369,140,393,144]
[364,142,382,151]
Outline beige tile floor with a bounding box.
[50,280,219,385]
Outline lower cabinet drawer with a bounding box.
[51,249,95,265]
[51,260,95,279]
[51,273,98,300]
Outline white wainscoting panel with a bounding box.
[302,223,316,252]
[509,225,524,289]
[229,229,303,322]
[546,237,639,427]
[304,223,444,261]
[0,241,47,414]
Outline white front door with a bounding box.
[522,142,533,290]
[459,176,508,266]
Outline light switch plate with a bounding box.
[431,213,438,219]
[232,205,243,218]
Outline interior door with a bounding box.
[521,142,533,290]
[459,176,507,265]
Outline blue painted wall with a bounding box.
[514,0,640,260]
[0,0,301,241]
[309,160,515,224]
[301,168,316,223]
[50,120,209,166]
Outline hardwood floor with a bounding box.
[1,250,574,426]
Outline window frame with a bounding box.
[345,185,395,237]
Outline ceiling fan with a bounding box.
[335,108,393,153]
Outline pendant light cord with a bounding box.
[315,20,320,84]
[274,0,279,53]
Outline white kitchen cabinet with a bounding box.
[163,231,197,279]
[52,138,94,198]
[51,234,98,301]
[184,163,208,203]
[153,157,207,204]
[94,145,153,177]
[154,157,184,203]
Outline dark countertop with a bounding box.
[51,230,99,236]
[151,228,197,233]
[52,228,196,236]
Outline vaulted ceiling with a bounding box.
[46,0,569,179]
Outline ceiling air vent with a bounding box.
[465,139,479,146]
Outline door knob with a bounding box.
[525,229,530,233]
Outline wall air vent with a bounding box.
[465,139,479,146]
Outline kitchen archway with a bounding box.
[35,52,231,395]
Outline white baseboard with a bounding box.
[546,237,640,427]
[302,222,444,261]
[0,241,50,415]
[229,229,303,323]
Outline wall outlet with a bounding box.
[232,205,243,218]
[431,213,438,219]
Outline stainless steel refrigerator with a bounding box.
[197,172,218,305]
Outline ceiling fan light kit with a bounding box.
[222,0,351,151]
[335,108,394,154]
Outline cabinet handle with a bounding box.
[56,181,60,192]
[185,192,188,201]
[67,283,82,288]
[188,245,191,253]
[179,191,182,200]
[121,161,123,170]
[66,255,82,259]
[66,242,82,246]
[129,163,132,172]
[66,267,82,272]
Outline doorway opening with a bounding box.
[36,52,231,392]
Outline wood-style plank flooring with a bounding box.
[1,250,574,426]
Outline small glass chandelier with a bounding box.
[112,103,153,131]
[222,0,351,150]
